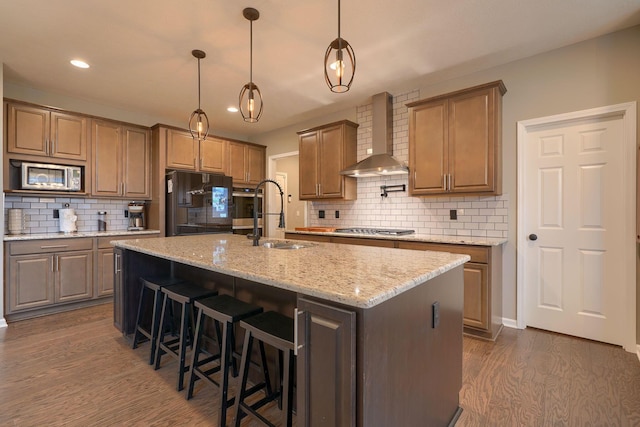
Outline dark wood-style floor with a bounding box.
[1,303,639,426]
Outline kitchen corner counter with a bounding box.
[112,233,469,309]
[285,229,507,246]
[4,229,161,242]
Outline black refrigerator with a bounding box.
[166,171,233,236]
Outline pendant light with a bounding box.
[188,49,210,141]
[239,7,263,123]
[324,0,355,93]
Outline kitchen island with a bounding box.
[112,234,469,427]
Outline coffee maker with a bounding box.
[127,202,146,231]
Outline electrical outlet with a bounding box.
[335,210,340,219]
[124,210,129,218]
[53,209,59,219]
[319,210,325,219]
[449,209,457,220]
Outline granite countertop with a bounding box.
[112,234,470,309]
[4,229,161,242]
[285,230,507,246]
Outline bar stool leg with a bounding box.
[131,284,147,350]
[233,331,254,427]
[148,287,164,364]
[282,349,294,427]
[187,309,205,399]
[154,292,169,370]
[177,301,190,391]
[219,321,232,426]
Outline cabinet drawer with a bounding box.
[331,237,395,248]
[397,241,488,263]
[98,233,158,249]
[9,238,94,255]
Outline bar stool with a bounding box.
[186,294,269,427]
[154,282,218,391]
[131,276,185,365]
[233,311,295,427]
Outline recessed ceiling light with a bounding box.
[227,106,239,113]
[70,59,90,69]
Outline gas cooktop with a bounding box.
[334,228,415,236]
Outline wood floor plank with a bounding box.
[2,304,639,426]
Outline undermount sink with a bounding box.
[262,240,315,250]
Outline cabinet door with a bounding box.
[96,248,115,297]
[56,250,93,303]
[448,88,496,193]
[299,131,319,199]
[123,126,151,199]
[409,99,447,195]
[8,254,54,312]
[246,145,265,185]
[463,262,489,331]
[297,297,356,427]
[50,111,87,161]
[92,120,122,196]
[6,103,50,156]
[318,125,344,197]
[200,137,227,173]
[166,128,197,171]
[228,141,247,183]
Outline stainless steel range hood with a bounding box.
[340,92,409,177]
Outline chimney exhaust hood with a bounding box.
[340,92,408,177]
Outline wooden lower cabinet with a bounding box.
[6,238,94,316]
[4,234,159,321]
[296,297,356,427]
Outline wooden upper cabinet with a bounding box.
[228,141,265,186]
[166,128,198,171]
[407,80,505,197]
[6,102,88,161]
[91,119,151,199]
[200,137,227,173]
[166,128,228,174]
[123,126,151,198]
[297,120,358,200]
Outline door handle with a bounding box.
[529,234,538,241]
[294,308,304,356]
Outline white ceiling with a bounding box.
[1,0,640,138]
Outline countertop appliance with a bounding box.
[127,202,146,231]
[59,207,78,233]
[166,171,233,236]
[334,228,415,236]
[21,162,82,191]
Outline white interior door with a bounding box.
[518,104,636,348]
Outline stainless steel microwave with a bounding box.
[21,162,82,191]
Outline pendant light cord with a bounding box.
[249,19,254,91]
[197,57,202,110]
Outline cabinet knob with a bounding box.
[528,234,538,241]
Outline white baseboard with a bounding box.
[502,318,519,329]
[0,318,7,328]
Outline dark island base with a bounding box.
[114,248,464,427]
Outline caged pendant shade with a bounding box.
[239,7,263,123]
[188,49,210,141]
[324,0,355,93]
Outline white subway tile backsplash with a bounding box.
[4,195,133,234]
[306,89,509,239]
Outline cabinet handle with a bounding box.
[50,139,55,155]
[449,174,453,191]
[45,139,49,155]
[114,253,121,273]
[442,175,446,191]
[57,255,60,272]
[294,308,304,356]
[40,244,69,249]
[318,183,321,195]
[51,256,55,272]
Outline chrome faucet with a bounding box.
[248,179,285,246]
